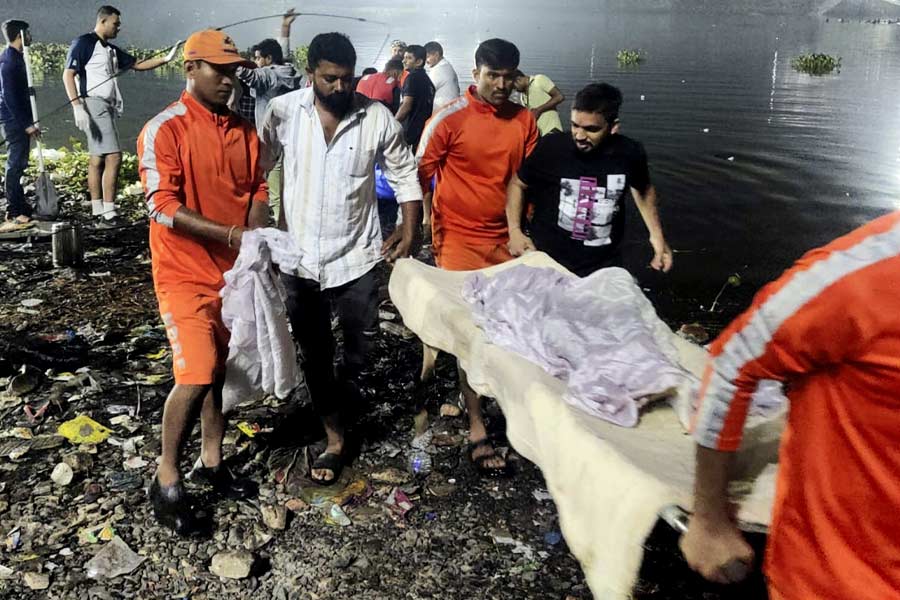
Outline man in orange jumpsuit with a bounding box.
[681,211,900,599]
[137,30,270,536]
[417,38,538,474]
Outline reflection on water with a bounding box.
[31,10,900,298]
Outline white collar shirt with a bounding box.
[260,87,421,289]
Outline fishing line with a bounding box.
[1,11,392,148]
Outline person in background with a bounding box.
[63,5,181,227]
[356,59,403,114]
[0,19,39,228]
[353,67,377,92]
[260,33,422,486]
[424,41,460,112]
[236,8,302,224]
[397,44,434,151]
[680,211,900,600]
[507,82,672,276]
[513,69,564,136]
[390,40,410,86]
[417,38,538,476]
[137,30,268,536]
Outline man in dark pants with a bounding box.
[260,33,422,484]
[0,19,39,226]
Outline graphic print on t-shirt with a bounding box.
[557,174,626,247]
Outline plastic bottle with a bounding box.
[408,432,433,476]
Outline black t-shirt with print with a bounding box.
[400,68,435,151]
[518,131,651,277]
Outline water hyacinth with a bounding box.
[791,53,842,75]
[616,48,645,66]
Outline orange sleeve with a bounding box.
[416,117,449,195]
[692,242,880,451]
[138,121,184,228]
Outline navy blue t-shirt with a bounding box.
[400,68,434,151]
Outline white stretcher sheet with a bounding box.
[388,253,783,600]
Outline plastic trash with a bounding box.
[57,415,112,445]
[324,503,352,527]
[532,488,553,502]
[544,531,562,546]
[84,536,145,579]
[384,488,415,519]
[51,463,74,486]
[408,432,433,476]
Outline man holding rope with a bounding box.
[63,5,180,227]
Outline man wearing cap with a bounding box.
[137,30,269,536]
[63,5,181,227]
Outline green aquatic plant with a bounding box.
[791,53,841,76]
[708,273,741,313]
[293,45,309,70]
[616,49,645,66]
[24,42,182,77]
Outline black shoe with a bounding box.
[148,477,208,537]
[187,460,258,500]
[94,217,125,230]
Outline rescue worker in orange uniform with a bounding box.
[681,210,900,600]
[137,30,270,536]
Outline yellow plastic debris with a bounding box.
[145,349,168,360]
[138,374,171,386]
[237,422,260,438]
[57,415,112,445]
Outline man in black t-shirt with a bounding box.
[396,44,434,151]
[506,82,673,277]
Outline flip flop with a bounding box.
[467,438,512,478]
[311,451,343,486]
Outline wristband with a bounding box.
[227,225,237,248]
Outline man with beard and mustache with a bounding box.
[259,32,422,485]
[137,29,269,536]
[416,38,538,476]
[506,82,672,276]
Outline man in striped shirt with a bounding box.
[681,211,900,600]
[260,32,422,485]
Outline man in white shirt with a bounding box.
[260,32,422,486]
[424,41,461,112]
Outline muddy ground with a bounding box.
[0,210,768,599]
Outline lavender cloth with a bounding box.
[462,265,688,427]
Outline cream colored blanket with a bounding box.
[388,253,783,600]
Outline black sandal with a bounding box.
[467,438,511,478]
[311,451,343,486]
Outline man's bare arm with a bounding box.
[506,174,535,256]
[172,206,246,249]
[532,86,564,117]
[395,96,414,123]
[631,184,673,272]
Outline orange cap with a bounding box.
[183,29,256,68]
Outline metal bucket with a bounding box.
[51,222,84,268]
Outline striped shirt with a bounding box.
[137,91,268,295]
[260,88,421,289]
[692,210,900,600]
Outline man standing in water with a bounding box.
[507,82,673,275]
[681,211,900,600]
[260,33,422,485]
[417,38,538,475]
[63,5,180,226]
[137,30,268,535]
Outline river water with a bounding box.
[29,9,900,314]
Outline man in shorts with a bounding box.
[63,5,180,226]
[137,29,269,536]
[417,38,538,475]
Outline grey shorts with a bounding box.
[83,96,121,156]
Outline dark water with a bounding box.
[29,10,900,314]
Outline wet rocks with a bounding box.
[210,550,254,579]
[260,504,287,530]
